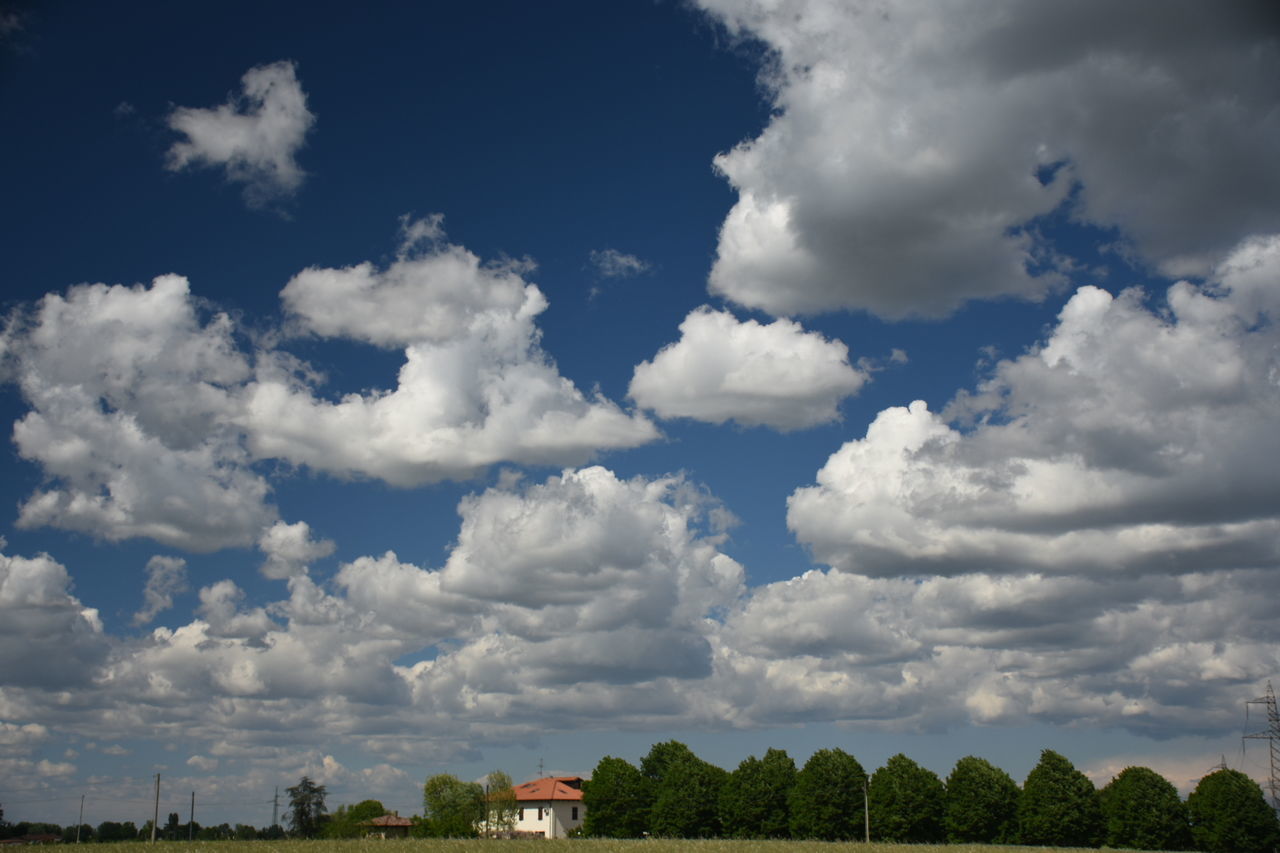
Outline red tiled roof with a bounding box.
[513,776,584,802]
[365,814,413,827]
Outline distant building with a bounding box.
[512,776,585,838]
[362,814,413,838]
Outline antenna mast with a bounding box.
[1244,681,1280,810]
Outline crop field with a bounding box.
[86,841,1145,853]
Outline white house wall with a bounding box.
[514,801,584,838]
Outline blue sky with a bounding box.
[3,0,1280,829]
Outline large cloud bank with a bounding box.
[698,0,1280,317]
[3,238,1279,774]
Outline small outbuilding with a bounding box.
[362,813,413,838]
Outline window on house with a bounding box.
[538,808,544,821]
[571,807,578,821]
[519,808,524,821]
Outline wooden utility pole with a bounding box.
[863,778,870,843]
[76,794,84,843]
[189,791,195,841]
[150,775,160,842]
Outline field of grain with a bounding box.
[86,840,1143,853]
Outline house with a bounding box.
[512,776,585,838]
[362,814,413,838]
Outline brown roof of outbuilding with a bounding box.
[364,814,413,827]
[513,776,584,802]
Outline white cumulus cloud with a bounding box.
[0,551,106,689]
[247,219,658,485]
[0,722,48,754]
[783,233,1280,578]
[258,520,335,580]
[2,274,273,552]
[0,467,744,755]
[280,214,537,349]
[629,306,867,429]
[788,234,1280,579]
[167,60,315,207]
[705,567,1280,735]
[1,223,659,550]
[697,0,1280,317]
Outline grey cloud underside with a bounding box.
[697,0,1280,317]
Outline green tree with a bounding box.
[423,773,484,837]
[233,823,258,840]
[641,740,700,784]
[196,823,233,840]
[60,823,93,843]
[648,746,727,838]
[868,753,944,843]
[13,822,60,839]
[1018,749,1102,847]
[944,755,1019,844]
[582,755,653,837]
[1187,768,1280,853]
[484,770,519,836]
[1100,766,1191,851]
[788,747,867,840]
[285,775,328,838]
[96,821,137,842]
[719,748,797,838]
[324,799,387,838]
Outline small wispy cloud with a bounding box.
[589,248,650,279]
[132,555,188,626]
[0,9,24,40]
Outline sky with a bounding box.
[2,0,1280,830]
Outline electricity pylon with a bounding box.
[1244,681,1280,810]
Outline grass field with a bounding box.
[85,841,1142,853]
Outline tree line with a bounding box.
[581,741,1280,853]
[7,746,1277,850]
[0,813,288,843]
